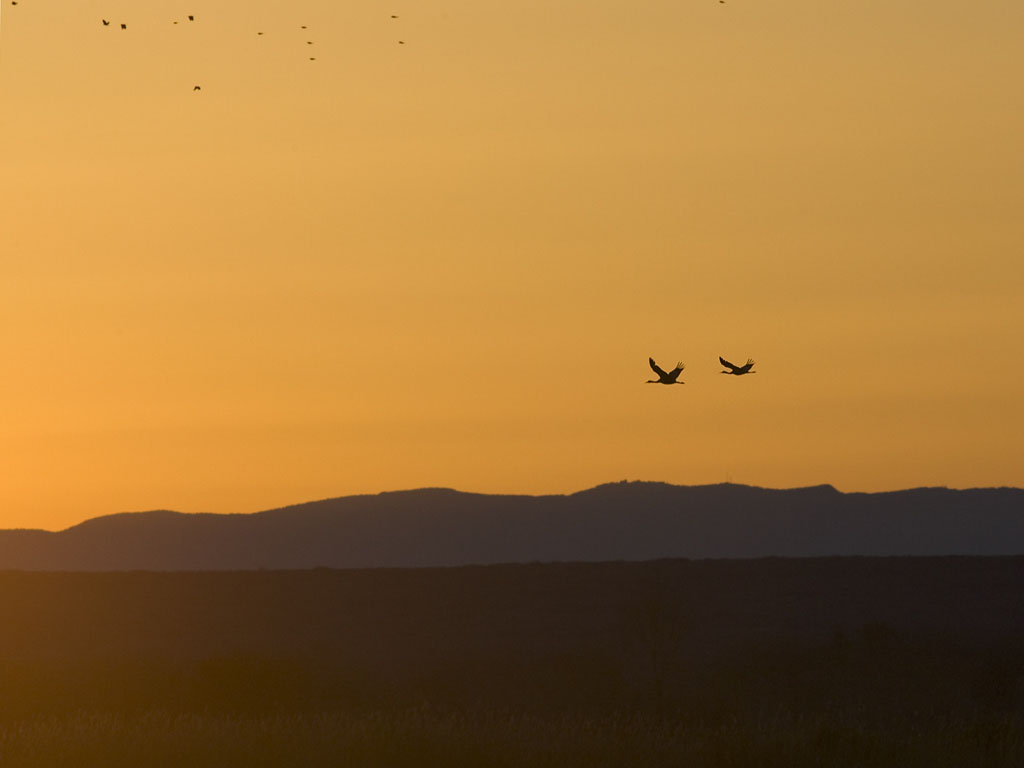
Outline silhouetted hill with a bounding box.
[1,482,1022,570]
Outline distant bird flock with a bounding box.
[647,356,756,385]
[2,0,736,99]
[5,4,410,90]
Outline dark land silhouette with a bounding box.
[1,482,1022,570]
[4,484,1024,762]
[1,558,1024,764]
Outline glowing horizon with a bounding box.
[2,0,1022,530]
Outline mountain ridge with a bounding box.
[1,482,1021,570]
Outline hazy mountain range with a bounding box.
[1,482,1022,570]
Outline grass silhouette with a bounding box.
[1,559,1023,765]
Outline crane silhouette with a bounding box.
[720,356,756,375]
[647,358,685,385]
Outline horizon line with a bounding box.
[6,479,1023,535]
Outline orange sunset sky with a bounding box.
[2,0,1022,530]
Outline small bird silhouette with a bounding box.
[720,357,756,375]
[120,23,126,29]
[398,40,405,44]
[193,85,201,91]
[647,358,685,385]
[102,19,110,25]
[188,15,194,21]
[391,14,398,18]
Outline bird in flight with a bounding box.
[720,356,756,375]
[102,19,110,25]
[647,358,685,385]
[193,85,201,90]
[120,23,127,29]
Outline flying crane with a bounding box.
[646,358,685,385]
[719,357,756,375]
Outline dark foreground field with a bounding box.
[2,557,1024,765]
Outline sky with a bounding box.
[2,0,1022,530]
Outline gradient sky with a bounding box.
[2,0,1022,530]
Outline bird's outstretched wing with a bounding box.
[738,358,755,373]
[649,357,669,378]
[719,356,739,372]
[667,362,685,381]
